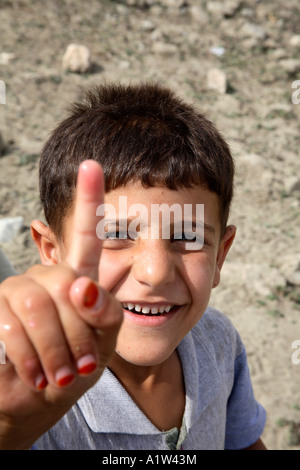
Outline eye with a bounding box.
[104,231,137,240]
[172,233,204,250]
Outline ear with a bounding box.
[212,225,236,289]
[31,219,61,265]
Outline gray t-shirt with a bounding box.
[33,307,266,450]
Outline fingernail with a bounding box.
[77,354,97,375]
[83,283,103,310]
[55,366,75,387]
[35,373,48,390]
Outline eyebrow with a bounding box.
[183,220,216,237]
[102,218,148,232]
[202,223,216,234]
[102,218,216,233]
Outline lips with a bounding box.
[122,302,175,316]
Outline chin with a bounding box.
[115,343,175,367]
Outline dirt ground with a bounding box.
[0,0,299,450]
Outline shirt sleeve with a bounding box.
[225,347,266,449]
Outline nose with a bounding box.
[132,240,176,289]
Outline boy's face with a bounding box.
[40,183,235,368]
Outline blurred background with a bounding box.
[0,0,299,449]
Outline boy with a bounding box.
[0,82,266,450]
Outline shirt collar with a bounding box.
[77,312,222,434]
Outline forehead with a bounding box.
[105,182,221,227]
[106,182,217,207]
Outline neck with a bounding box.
[108,351,172,391]
[107,350,185,431]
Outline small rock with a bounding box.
[0,52,15,65]
[118,60,131,70]
[161,0,183,8]
[288,271,300,287]
[206,1,225,18]
[207,68,227,94]
[289,35,300,48]
[189,5,209,24]
[0,217,24,243]
[279,254,300,287]
[283,176,300,196]
[141,19,155,31]
[222,0,241,17]
[279,59,300,75]
[269,48,288,61]
[240,22,267,41]
[62,44,91,74]
[207,1,240,18]
[240,7,255,18]
[210,46,225,57]
[152,41,177,56]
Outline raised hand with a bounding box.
[0,160,123,449]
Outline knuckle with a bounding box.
[50,267,77,302]
[0,315,22,339]
[17,352,40,376]
[66,321,96,359]
[12,283,51,317]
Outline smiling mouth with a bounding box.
[122,303,177,316]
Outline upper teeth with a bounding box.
[122,303,173,314]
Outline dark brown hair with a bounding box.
[39,82,234,238]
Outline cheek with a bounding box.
[99,251,128,292]
[183,255,216,295]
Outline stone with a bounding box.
[279,255,300,287]
[240,22,267,41]
[141,19,155,31]
[210,46,225,57]
[189,5,209,24]
[0,52,15,65]
[222,0,241,17]
[283,176,300,196]
[62,44,91,73]
[152,41,177,56]
[207,68,227,93]
[207,1,241,18]
[206,1,225,18]
[279,59,300,75]
[289,35,300,47]
[0,217,24,243]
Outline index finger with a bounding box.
[66,160,104,280]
